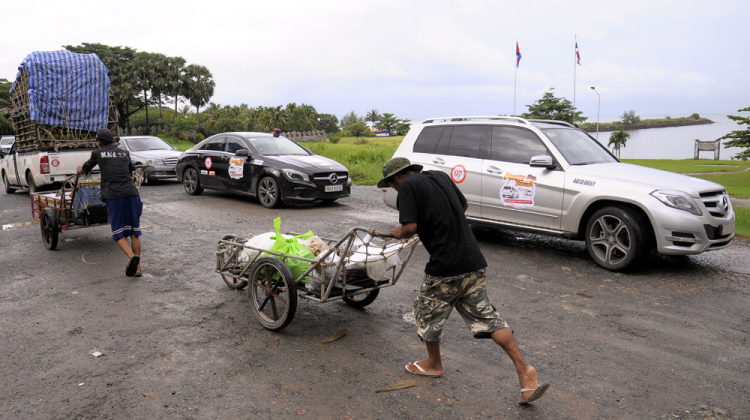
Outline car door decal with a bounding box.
[501,173,537,209]
[451,164,466,183]
[205,157,213,169]
[229,157,245,179]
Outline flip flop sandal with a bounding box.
[519,383,550,405]
[126,256,140,277]
[404,361,442,378]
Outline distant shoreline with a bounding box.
[580,118,714,132]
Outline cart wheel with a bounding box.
[248,257,297,331]
[41,207,59,250]
[342,288,380,308]
[217,234,248,289]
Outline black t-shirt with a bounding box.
[397,171,487,277]
[81,145,139,200]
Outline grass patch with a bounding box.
[693,170,750,199]
[300,137,403,185]
[735,206,750,238]
[623,159,750,174]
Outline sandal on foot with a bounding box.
[519,383,550,405]
[126,256,140,277]
[404,361,442,378]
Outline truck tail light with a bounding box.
[40,156,50,174]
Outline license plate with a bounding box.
[719,222,735,236]
[325,185,343,192]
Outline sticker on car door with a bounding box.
[205,157,213,169]
[229,157,245,179]
[451,164,466,183]
[501,173,536,208]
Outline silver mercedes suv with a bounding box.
[382,116,735,271]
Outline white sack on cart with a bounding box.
[306,252,341,291]
[239,232,292,262]
[347,242,403,281]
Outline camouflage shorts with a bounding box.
[413,269,509,342]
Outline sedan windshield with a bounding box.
[125,137,174,152]
[541,128,617,165]
[245,136,309,156]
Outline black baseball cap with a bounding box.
[96,128,114,144]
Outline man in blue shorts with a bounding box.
[379,157,549,405]
[77,128,143,277]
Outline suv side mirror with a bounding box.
[529,155,556,170]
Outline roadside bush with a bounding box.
[195,133,205,142]
[329,137,341,144]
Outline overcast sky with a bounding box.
[2,0,748,123]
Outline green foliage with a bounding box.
[354,138,369,145]
[623,159,750,174]
[328,136,341,144]
[344,121,372,137]
[621,110,641,125]
[195,133,204,142]
[734,206,750,238]
[340,110,362,128]
[215,118,244,133]
[0,78,11,109]
[300,139,400,184]
[317,113,339,134]
[690,113,701,119]
[0,114,13,135]
[521,88,585,124]
[608,130,630,159]
[365,109,381,125]
[720,107,750,160]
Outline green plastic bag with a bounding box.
[265,217,315,283]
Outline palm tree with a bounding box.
[182,64,215,124]
[167,56,186,118]
[608,130,630,159]
[365,109,381,125]
[265,106,288,131]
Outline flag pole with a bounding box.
[573,35,577,107]
[514,40,517,116]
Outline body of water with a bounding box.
[591,113,747,160]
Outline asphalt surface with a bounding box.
[1,181,749,419]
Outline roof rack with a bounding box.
[421,116,531,124]
[525,119,576,128]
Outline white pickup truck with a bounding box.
[2,146,95,194]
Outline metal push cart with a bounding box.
[31,169,144,250]
[215,227,421,331]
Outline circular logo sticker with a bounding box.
[205,157,213,169]
[451,165,466,183]
[51,159,60,167]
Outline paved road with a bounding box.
[1,182,749,419]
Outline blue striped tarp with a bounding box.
[10,50,110,132]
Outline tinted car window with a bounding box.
[202,137,225,151]
[432,127,453,155]
[436,125,487,158]
[413,126,444,153]
[224,138,247,153]
[245,136,308,156]
[491,127,548,164]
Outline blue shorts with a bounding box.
[105,196,143,240]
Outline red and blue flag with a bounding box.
[516,41,522,68]
[575,41,581,65]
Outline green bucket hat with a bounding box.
[376,157,423,188]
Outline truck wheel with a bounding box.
[183,167,203,195]
[41,208,59,250]
[585,206,652,271]
[27,173,38,194]
[2,172,15,194]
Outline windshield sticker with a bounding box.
[209,171,215,176]
[205,157,213,169]
[501,173,537,209]
[229,157,245,179]
[451,165,467,183]
[200,170,208,175]
[573,178,596,187]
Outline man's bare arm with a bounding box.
[391,222,418,239]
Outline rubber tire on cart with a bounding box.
[3,172,15,194]
[41,207,59,250]
[27,172,38,194]
[584,206,652,272]
[217,234,248,289]
[257,176,281,209]
[342,288,380,308]
[248,256,297,331]
[183,167,203,195]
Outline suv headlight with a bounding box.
[146,158,164,165]
[282,169,310,182]
[651,190,703,216]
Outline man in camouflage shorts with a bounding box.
[378,157,550,405]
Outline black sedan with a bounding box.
[175,132,351,208]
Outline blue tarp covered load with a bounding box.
[10,50,110,132]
